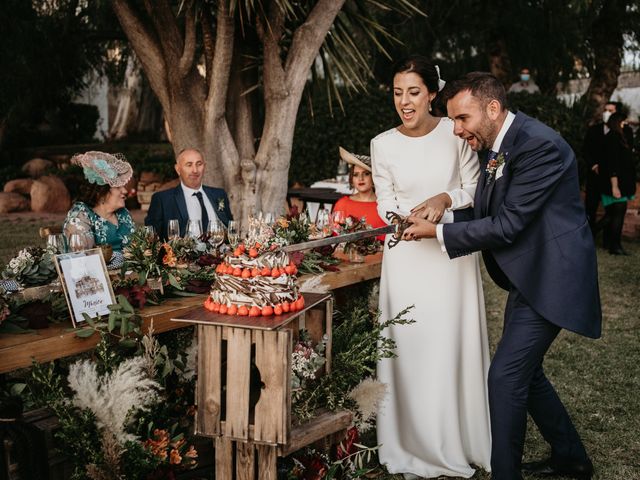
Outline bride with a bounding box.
[372,56,491,478]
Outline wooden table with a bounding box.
[0,256,382,374]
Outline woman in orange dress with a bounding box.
[333,147,386,240]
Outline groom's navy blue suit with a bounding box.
[443,112,601,479]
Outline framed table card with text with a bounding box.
[54,248,116,327]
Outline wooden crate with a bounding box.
[173,292,353,480]
[173,292,334,446]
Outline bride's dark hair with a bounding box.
[391,55,443,114]
[391,55,440,93]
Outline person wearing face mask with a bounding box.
[582,101,634,238]
[508,68,540,94]
[64,151,136,252]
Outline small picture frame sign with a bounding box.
[54,248,116,327]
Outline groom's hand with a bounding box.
[411,192,452,223]
[402,216,437,240]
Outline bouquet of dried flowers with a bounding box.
[273,207,313,245]
[2,246,58,287]
[341,216,382,257]
[123,228,182,290]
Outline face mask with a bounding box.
[520,74,530,82]
[602,111,612,123]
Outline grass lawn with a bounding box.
[0,217,638,479]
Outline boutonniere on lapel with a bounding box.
[217,198,226,212]
[485,152,507,185]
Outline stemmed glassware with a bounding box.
[227,220,240,248]
[315,208,331,236]
[186,219,203,239]
[47,234,67,254]
[167,219,180,239]
[69,233,90,252]
[207,220,225,252]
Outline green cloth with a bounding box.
[601,194,635,207]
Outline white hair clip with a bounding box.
[435,65,446,91]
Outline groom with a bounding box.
[404,72,601,480]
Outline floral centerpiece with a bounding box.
[2,246,58,287]
[123,227,219,295]
[341,216,382,259]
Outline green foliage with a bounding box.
[134,152,178,181]
[0,0,120,149]
[507,92,589,182]
[290,86,398,186]
[292,300,414,421]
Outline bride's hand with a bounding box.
[411,193,452,223]
[402,217,437,241]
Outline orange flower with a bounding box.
[277,218,290,228]
[169,448,182,465]
[162,243,177,267]
[144,429,170,460]
[184,445,198,459]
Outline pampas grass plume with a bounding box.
[347,377,387,432]
[68,357,162,443]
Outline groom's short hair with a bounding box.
[443,72,508,110]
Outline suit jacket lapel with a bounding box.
[204,188,227,224]
[481,112,526,215]
[173,186,189,227]
[476,150,489,217]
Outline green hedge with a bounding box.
[291,88,596,186]
[290,86,399,186]
[507,92,588,179]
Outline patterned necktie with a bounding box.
[193,191,209,230]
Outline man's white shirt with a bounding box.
[435,111,516,253]
[181,183,219,225]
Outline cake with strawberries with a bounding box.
[204,243,304,316]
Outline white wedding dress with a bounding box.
[372,119,492,478]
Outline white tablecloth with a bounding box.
[307,179,353,220]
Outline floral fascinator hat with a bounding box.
[339,146,372,172]
[72,151,133,188]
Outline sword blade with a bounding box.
[282,224,396,253]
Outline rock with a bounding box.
[22,158,54,177]
[30,175,71,213]
[4,178,34,195]
[139,171,164,184]
[158,178,180,191]
[0,192,30,213]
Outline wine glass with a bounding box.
[207,220,225,251]
[227,220,240,248]
[143,225,156,240]
[316,208,330,236]
[167,219,180,239]
[332,210,345,228]
[186,219,203,239]
[47,234,67,253]
[69,233,89,252]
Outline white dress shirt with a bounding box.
[436,111,516,252]
[181,183,219,226]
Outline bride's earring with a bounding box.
[428,101,432,112]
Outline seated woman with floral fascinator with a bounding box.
[63,151,135,252]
